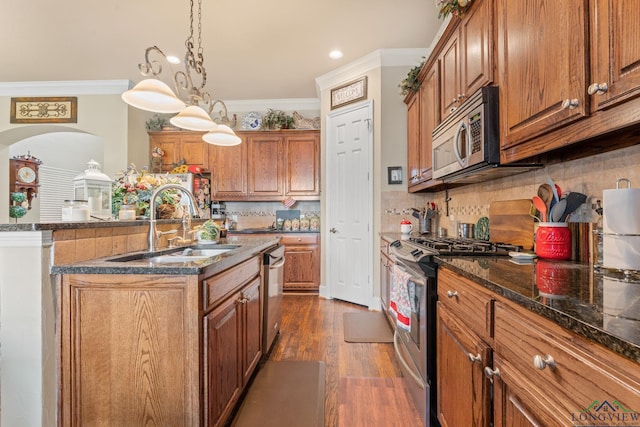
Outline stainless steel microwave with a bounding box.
[431,86,541,183]
[432,86,500,180]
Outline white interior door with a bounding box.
[326,100,373,307]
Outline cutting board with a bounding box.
[489,199,535,250]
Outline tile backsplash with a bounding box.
[225,201,320,229]
[381,143,640,235]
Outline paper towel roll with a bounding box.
[603,234,640,270]
[603,178,640,234]
[602,275,640,319]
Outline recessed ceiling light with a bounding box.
[167,56,181,64]
[329,50,343,59]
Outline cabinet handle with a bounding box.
[533,354,556,371]
[457,93,465,101]
[561,98,579,109]
[484,366,501,382]
[467,353,482,363]
[446,290,458,298]
[587,82,609,95]
[238,297,249,304]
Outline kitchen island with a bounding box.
[0,220,277,427]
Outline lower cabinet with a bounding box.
[58,256,263,427]
[203,256,262,427]
[437,267,640,426]
[280,234,320,292]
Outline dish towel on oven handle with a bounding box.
[390,264,412,331]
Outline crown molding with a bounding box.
[315,48,430,94]
[0,80,131,96]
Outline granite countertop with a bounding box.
[0,218,199,232]
[380,233,640,363]
[229,227,320,234]
[50,235,280,276]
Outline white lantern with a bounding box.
[73,160,113,219]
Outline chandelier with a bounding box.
[121,0,241,146]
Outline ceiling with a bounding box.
[1,0,443,101]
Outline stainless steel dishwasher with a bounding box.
[262,244,285,358]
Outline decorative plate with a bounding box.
[241,112,262,130]
[475,217,490,240]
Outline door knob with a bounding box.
[330,228,338,233]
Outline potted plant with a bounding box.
[399,57,426,96]
[262,109,295,130]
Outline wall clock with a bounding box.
[9,153,42,210]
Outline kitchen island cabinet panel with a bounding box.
[58,274,201,427]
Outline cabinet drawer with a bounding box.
[494,301,640,416]
[203,257,261,311]
[437,268,494,341]
[279,234,318,245]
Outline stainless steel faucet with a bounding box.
[148,184,202,252]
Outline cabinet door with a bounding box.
[419,63,438,183]
[179,134,208,170]
[247,134,284,198]
[205,295,242,427]
[209,137,247,200]
[437,304,491,427]
[406,92,422,187]
[284,132,320,197]
[440,32,461,120]
[151,135,180,172]
[281,235,319,291]
[149,132,208,172]
[589,0,640,112]
[460,0,493,99]
[497,0,588,149]
[241,277,262,386]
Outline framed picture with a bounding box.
[330,77,367,110]
[10,97,78,124]
[388,166,403,185]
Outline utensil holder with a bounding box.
[535,222,571,260]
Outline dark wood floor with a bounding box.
[267,294,422,427]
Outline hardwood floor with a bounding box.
[267,294,421,426]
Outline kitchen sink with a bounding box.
[107,245,240,263]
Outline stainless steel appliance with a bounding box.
[388,236,522,426]
[432,86,540,184]
[262,245,285,358]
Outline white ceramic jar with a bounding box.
[61,200,90,221]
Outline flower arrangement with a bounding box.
[399,57,426,96]
[112,164,182,218]
[436,0,472,19]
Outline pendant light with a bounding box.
[122,0,239,144]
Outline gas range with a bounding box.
[390,236,522,264]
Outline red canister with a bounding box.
[535,222,571,260]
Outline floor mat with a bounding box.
[231,360,325,427]
[343,312,394,343]
[337,377,423,427]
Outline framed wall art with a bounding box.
[388,166,403,185]
[330,76,367,110]
[10,97,78,124]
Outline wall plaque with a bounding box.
[10,97,78,123]
[330,77,367,110]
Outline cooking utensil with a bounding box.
[537,184,554,214]
[532,196,548,222]
[546,177,560,203]
[559,192,587,222]
[550,198,567,222]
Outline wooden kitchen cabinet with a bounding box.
[437,268,492,427]
[203,256,262,427]
[58,273,202,426]
[439,0,494,121]
[149,130,209,171]
[209,130,320,201]
[280,233,320,292]
[588,0,640,113]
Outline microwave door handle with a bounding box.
[454,120,470,167]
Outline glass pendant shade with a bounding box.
[169,105,218,131]
[121,79,186,113]
[203,125,242,146]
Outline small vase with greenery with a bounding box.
[399,57,426,96]
[262,109,295,130]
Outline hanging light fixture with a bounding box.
[121,0,240,145]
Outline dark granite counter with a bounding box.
[51,235,280,277]
[380,233,640,363]
[229,227,320,234]
[0,218,199,232]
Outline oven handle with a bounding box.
[269,257,286,269]
[394,263,426,287]
[393,331,426,390]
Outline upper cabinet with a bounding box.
[499,0,640,163]
[149,131,209,172]
[440,0,494,121]
[497,1,589,150]
[588,0,640,112]
[209,130,320,201]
